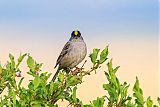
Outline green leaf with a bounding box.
[52,82,59,91]
[33,77,41,89]
[9,53,14,61]
[8,85,17,106]
[146,96,153,107]
[89,48,100,64]
[72,86,77,103]
[16,53,27,68]
[133,77,144,106]
[35,63,43,71]
[83,105,92,107]
[92,97,105,107]
[107,59,113,73]
[18,77,24,90]
[103,84,118,102]
[113,66,120,73]
[0,64,2,74]
[9,53,15,70]
[28,82,34,90]
[120,83,130,102]
[99,46,108,64]
[67,75,80,87]
[158,97,160,105]
[58,72,65,82]
[27,55,35,71]
[126,101,135,107]
[31,101,42,107]
[48,81,55,94]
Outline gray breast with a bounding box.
[60,41,87,68]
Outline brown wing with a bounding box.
[54,42,71,68]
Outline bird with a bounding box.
[52,30,87,81]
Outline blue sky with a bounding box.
[0,0,158,41]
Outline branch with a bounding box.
[0,82,8,94]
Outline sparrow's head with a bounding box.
[70,30,83,41]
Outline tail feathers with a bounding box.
[54,64,58,69]
[52,69,60,82]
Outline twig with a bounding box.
[0,82,9,94]
[50,61,101,105]
[51,74,67,104]
[81,60,87,69]
[67,102,73,107]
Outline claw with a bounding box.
[71,67,83,74]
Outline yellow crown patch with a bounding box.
[74,31,78,35]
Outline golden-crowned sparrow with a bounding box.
[52,30,87,81]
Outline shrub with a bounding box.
[0,46,159,107]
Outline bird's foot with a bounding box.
[75,67,82,71]
[71,67,83,74]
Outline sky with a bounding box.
[0,0,159,106]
